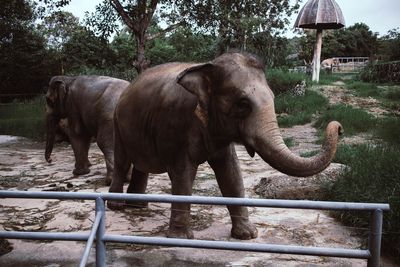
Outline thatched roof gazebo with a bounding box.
[294,0,345,82]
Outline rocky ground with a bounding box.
[0,83,398,266]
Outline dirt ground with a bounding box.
[0,83,398,266]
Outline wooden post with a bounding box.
[312,29,323,83]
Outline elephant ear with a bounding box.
[177,64,215,126]
[50,77,69,116]
[177,63,214,111]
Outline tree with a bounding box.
[63,27,117,73]
[298,23,379,62]
[173,1,300,54]
[379,28,400,61]
[38,11,81,74]
[0,0,58,99]
[87,0,181,73]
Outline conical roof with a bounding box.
[294,0,345,29]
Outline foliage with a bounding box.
[298,23,379,62]
[266,69,309,95]
[360,61,400,84]
[378,28,400,61]
[0,0,58,99]
[275,90,328,127]
[0,97,45,140]
[314,104,376,136]
[324,142,400,261]
[63,27,117,73]
[174,0,300,54]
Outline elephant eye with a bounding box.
[234,98,252,118]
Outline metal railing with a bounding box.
[0,190,390,267]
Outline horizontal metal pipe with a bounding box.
[79,211,103,267]
[0,190,390,211]
[0,231,89,241]
[103,235,371,259]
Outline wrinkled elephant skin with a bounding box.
[109,52,342,240]
[45,75,130,185]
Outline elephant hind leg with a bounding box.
[108,122,130,210]
[125,167,149,208]
[70,133,91,176]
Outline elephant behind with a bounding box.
[109,52,342,240]
[45,75,130,185]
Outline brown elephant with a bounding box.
[108,52,342,240]
[45,75,130,185]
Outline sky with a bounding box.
[65,0,400,38]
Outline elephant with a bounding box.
[45,75,130,185]
[108,52,342,240]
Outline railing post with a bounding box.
[367,209,383,267]
[96,197,106,267]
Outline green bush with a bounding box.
[266,69,309,95]
[324,143,400,260]
[360,61,400,84]
[275,90,329,127]
[314,104,376,136]
[0,97,45,140]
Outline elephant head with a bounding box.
[178,52,342,177]
[45,76,71,163]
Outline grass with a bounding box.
[0,97,46,140]
[275,90,329,127]
[283,137,295,148]
[345,80,380,98]
[374,117,400,145]
[266,69,309,95]
[315,72,343,85]
[313,104,376,136]
[323,142,400,261]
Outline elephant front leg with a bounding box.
[97,127,116,185]
[125,167,149,208]
[208,145,258,240]
[69,133,91,176]
[167,161,197,239]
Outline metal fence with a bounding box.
[0,190,390,267]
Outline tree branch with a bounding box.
[109,0,139,33]
[146,22,183,41]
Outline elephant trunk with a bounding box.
[45,113,58,163]
[246,105,342,177]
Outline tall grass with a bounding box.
[266,69,309,95]
[0,97,46,140]
[275,90,329,127]
[324,143,400,260]
[314,104,376,136]
[375,117,400,145]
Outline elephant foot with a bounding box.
[167,227,194,239]
[73,168,90,176]
[107,200,126,210]
[231,221,258,240]
[125,200,148,209]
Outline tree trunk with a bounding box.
[133,34,149,74]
